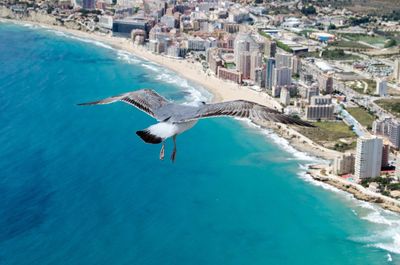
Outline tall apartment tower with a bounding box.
[395,153,400,181]
[250,52,263,81]
[317,73,333,95]
[272,67,292,88]
[280,87,291,106]
[234,32,259,69]
[264,39,276,58]
[237,52,251,80]
[265,58,276,89]
[354,136,383,179]
[292,56,301,75]
[275,53,292,69]
[375,78,387,97]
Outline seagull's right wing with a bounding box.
[78,89,170,119]
[182,100,314,127]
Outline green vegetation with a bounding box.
[224,62,235,69]
[298,121,356,145]
[384,39,397,48]
[298,29,316,38]
[276,41,293,53]
[347,107,376,129]
[340,33,388,47]
[333,141,357,152]
[346,80,376,95]
[349,16,372,26]
[330,40,371,50]
[365,79,376,90]
[360,176,400,196]
[382,10,400,21]
[321,49,361,60]
[258,30,271,40]
[301,5,316,16]
[376,98,400,117]
[258,30,292,53]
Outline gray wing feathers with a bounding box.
[78,89,169,119]
[182,100,314,127]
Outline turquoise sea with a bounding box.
[0,22,399,264]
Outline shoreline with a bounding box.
[2,17,400,215]
[308,166,400,214]
[0,18,340,160]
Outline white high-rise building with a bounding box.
[375,78,387,96]
[233,32,259,69]
[395,153,400,181]
[280,87,290,106]
[272,67,292,87]
[354,136,383,179]
[250,52,262,81]
[276,53,292,68]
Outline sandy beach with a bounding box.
[2,16,400,216]
[2,18,342,161]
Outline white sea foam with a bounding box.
[239,119,325,163]
[295,166,400,257]
[116,51,141,64]
[141,63,161,72]
[46,29,115,50]
[153,70,211,103]
[21,22,400,257]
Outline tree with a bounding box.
[384,39,397,48]
[328,24,336,30]
[301,5,316,16]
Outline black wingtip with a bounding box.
[77,101,98,106]
[136,130,163,144]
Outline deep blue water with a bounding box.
[0,22,399,265]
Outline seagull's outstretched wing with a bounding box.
[78,89,170,119]
[181,100,314,127]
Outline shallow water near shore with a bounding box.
[0,22,399,264]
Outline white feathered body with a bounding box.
[148,120,198,139]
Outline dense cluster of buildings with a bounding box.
[3,0,400,197]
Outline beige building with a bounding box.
[317,73,333,94]
[333,153,355,175]
[264,39,276,58]
[238,52,251,79]
[250,52,263,81]
[276,53,292,69]
[280,87,291,106]
[395,153,400,181]
[305,105,334,120]
[218,68,242,84]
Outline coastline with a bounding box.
[0,18,340,160]
[2,17,400,215]
[308,166,400,214]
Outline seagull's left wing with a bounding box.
[78,89,170,120]
[180,100,314,127]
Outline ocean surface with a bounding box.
[0,22,399,265]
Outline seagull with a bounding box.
[78,89,313,162]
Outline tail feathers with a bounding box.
[136,130,163,144]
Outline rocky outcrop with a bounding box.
[309,169,400,213]
[0,6,14,18]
